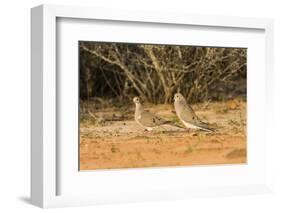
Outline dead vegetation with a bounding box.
[80,43,246,104]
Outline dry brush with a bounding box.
[79,42,246,104]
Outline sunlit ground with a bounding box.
[79,99,246,170]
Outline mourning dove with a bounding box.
[174,93,214,132]
[133,97,171,131]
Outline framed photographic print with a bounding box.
[31,4,274,208]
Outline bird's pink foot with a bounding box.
[185,129,192,133]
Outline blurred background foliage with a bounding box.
[79,42,246,105]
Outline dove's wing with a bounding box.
[179,104,211,129]
[138,111,168,127]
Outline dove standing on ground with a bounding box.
[174,93,214,132]
[133,97,171,131]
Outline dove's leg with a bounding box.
[185,128,192,133]
[159,125,167,132]
[142,129,150,135]
[185,128,198,135]
[144,127,153,134]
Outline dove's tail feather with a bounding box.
[197,123,215,132]
[164,121,185,129]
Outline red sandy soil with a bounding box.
[80,100,246,170]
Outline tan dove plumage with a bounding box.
[174,93,214,132]
[133,97,170,131]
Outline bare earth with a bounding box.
[80,100,246,170]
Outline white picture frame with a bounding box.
[31,4,274,208]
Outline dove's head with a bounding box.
[133,97,141,105]
[174,93,185,103]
